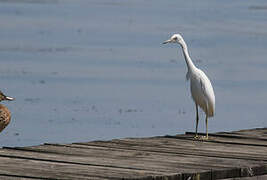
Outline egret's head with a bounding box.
[0,91,14,102]
[162,34,184,45]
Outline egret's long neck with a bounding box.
[180,39,196,72]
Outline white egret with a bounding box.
[163,34,215,140]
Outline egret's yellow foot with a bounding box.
[199,136,209,141]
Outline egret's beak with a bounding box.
[162,39,171,44]
[4,96,14,101]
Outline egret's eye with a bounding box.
[173,36,177,40]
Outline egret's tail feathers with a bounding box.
[208,105,215,117]
[205,101,215,117]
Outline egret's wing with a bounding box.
[198,72,215,116]
[198,77,209,112]
[200,76,211,98]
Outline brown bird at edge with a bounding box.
[0,91,14,133]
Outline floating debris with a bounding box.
[169,59,177,64]
[39,80,46,84]
[249,5,267,10]
[24,98,40,103]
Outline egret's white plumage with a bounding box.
[163,34,215,139]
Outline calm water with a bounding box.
[0,0,267,147]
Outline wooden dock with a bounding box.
[1,128,267,180]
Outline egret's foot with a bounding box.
[199,136,209,141]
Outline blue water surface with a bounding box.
[0,0,267,146]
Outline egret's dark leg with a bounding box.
[194,103,199,138]
[205,115,208,139]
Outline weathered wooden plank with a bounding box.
[121,136,267,156]
[7,143,264,170]
[222,174,267,180]
[0,156,168,180]
[69,137,267,162]
[186,128,267,142]
[0,175,40,180]
[231,128,267,139]
[183,132,267,147]
[142,136,267,155]
[0,159,92,180]
[100,134,267,153]
[0,148,184,174]
[217,132,267,140]
[1,146,227,173]
[186,129,267,141]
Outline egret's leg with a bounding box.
[194,103,199,139]
[205,115,208,139]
